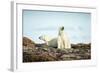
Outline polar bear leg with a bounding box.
[57,36,60,48]
[58,36,65,49]
[64,40,71,48]
[67,41,71,48]
[58,36,62,48]
[61,36,70,49]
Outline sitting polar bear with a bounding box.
[58,26,71,49]
[39,26,71,49]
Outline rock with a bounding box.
[61,54,71,58]
[60,54,73,60]
[23,37,36,49]
[75,55,82,59]
[35,43,48,48]
[23,37,91,62]
[71,43,91,49]
[73,49,80,53]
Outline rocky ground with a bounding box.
[23,37,91,62]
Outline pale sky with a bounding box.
[23,10,91,44]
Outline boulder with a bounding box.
[23,37,36,49]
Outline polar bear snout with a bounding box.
[39,36,45,41]
[39,36,42,40]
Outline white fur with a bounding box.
[39,26,71,49]
[58,27,71,49]
[39,35,57,48]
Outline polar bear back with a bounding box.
[48,38,57,48]
[39,35,58,48]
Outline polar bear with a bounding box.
[39,26,71,49]
[58,26,71,49]
[39,35,57,48]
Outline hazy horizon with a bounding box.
[23,10,91,44]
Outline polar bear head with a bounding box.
[60,26,64,31]
[39,35,51,42]
[59,26,65,35]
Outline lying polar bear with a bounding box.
[39,26,71,49]
[39,35,57,48]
